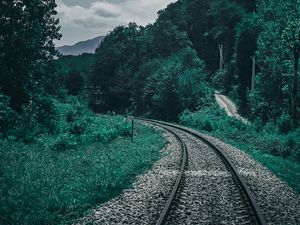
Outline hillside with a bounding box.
[56,36,104,56]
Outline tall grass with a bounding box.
[0,99,166,225]
[180,106,300,193]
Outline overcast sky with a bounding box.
[55,0,176,46]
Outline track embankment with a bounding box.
[75,120,300,225]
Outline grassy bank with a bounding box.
[180,106,300,193]
[0,103,166,225]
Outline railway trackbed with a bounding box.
[141,119,267,225]
[76,119,300,225]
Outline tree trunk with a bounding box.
[291,48,299,124]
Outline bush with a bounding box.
[65,70,84,95]
[211,68,229,92]
[277,113,293,134]
[0,93,16,134]
[50,134,76,152]
[0,118,165,225]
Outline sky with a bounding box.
[56,0,176,46]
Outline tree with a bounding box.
[65,70,84,95]
[151,19,192,57]
[282,20,300,123]
[91,23,143,113]
[0,0,61,110]
[185,0,245,72]
[233,0,256,12]
[143,48,210,121]
[249,0,299,122]
[234,15,260,115]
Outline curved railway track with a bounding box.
[139,118,267,225]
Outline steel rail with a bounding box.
[139,118,267,225]
[142,120,188,225]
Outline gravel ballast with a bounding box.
[75,122,300,225]
[163,127,256,225]
[75,125,182,225]
[174,123,300,225]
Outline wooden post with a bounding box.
[251,55,256,91]
[128,116,134,143]
[131,118,134,143]
[218,44,224,72]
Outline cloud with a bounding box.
[91,2,121,18]
[56,0,176,46]
[56,0,120,28]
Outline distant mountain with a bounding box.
[56,36,104,56]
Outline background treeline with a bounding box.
[89,0,299,127]
[86,0,300,176]
[0,1,165,224]
[1,0,299,137]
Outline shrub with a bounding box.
[277,113,293,134]
[50,134,76,152]
[65,70,84,95]
[0,118,165,225]
[0,93,16,134]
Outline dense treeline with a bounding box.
[90,22,211,120]
[90,0,299,126]
[0,0,62,137]
[1,0,299,134]
[0,1,91,138]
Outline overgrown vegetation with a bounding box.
[0,1,165,225]
[180,107,300,193]
[0,104,165,225]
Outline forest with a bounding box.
[0,0,300,224]
[88,0,299,124]
[86,0,300,166]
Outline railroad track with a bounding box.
[139,118,267,225]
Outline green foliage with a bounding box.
[60,53,95,76]
[0,0,62,137]
[234,14,260,115]
[89,0,297,123]
[277,113,293,134]
[8,94,56,143]
[50,134,76,152]
[185,0,245,71]
[0,93,15,133]
[0,118,165,225]
[0,0,61,110]
[180,106,300,193]
[142,48,212,120]
[211,67,230,92]
[91,23,145,112]
[151,19,192,57]
[49,97,132,149]
[249,0,298,121]
[65,70,84,95]
[90,18,210,120]
[282,20,300,51]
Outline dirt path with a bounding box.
[215,91,248,124]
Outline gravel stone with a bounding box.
[161,127,256,225]
[75,122,300,225]
[173,123,300,225]
[74,124,182,225]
